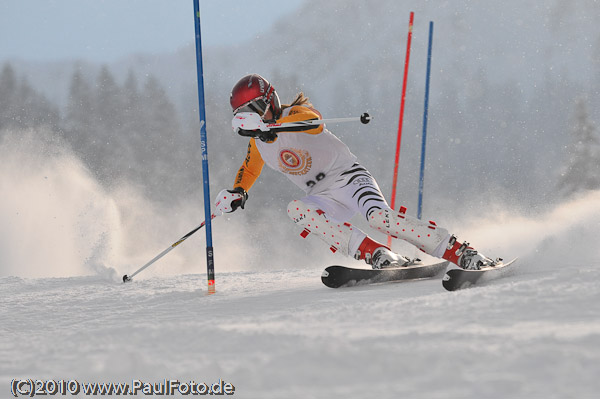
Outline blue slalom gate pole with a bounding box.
[193,0,215,294]
[417,21,434,220]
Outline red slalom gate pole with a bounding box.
[388,11,415,248]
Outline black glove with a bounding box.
[228,187,248,211]
[238,129,278,143]
[215,187,248,214]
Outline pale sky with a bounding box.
[0,0,305,62]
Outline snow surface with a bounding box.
[2,258,600,398]
[2,133,600,398]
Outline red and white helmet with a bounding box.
[230,74,281,118]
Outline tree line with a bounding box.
[0,62,201,202]
[1,60,599,206]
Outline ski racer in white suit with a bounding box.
[215,74,498,270]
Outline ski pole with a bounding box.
[265,112,372,132]
[122,213,218,283]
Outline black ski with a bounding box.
[321,261,449,288]
[442,258,518,291]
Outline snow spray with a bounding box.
[0,129,263,281]
[0,129,123,279]
[456,190,600,269]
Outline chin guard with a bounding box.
[232,112,269,132]
[233,112,277,142]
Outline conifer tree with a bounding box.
[0,62,60,132]
[0,63,17,130]
[65,67,95,153]
[558,99,600,197]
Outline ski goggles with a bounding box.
[234,97,270,117]
[233,88,280,118]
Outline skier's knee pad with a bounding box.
[287,199,355,255]
[368,207,449,255]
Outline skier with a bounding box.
[215,74,498,270]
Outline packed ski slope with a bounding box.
[1,133,600,398]
[2,250,599,398]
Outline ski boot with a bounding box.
[443,236,498,270]
[355,236,411,269]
